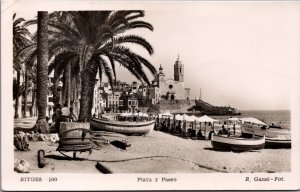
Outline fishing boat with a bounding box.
[91,118,155,135]
[211,134,265,151]
[265,136,291,149]
[268,122,282,129]
[241,117,291,148]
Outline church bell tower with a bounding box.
[174,54,184,82]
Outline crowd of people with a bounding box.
[154,116,209,139]
[154,116,237,140]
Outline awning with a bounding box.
[197,115,219,123]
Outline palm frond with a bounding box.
[135,54,157,75]
[114,20,153,34]
[103,53,117,83]
[94,55,114,88]
[125,11,145,21]
[113,35,154,55]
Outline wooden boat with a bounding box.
[241,117,291,148]
[265,136,291,149]
[211,134,265,151]
[268,125,282,129]
[91,118,155,135]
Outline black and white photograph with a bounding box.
[2,0,300,191]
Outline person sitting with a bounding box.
[221,125,228,134]
[69,107,78,122]
[61,103,70,121]
[227,128,231,137]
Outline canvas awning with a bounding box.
[189,115,198,122]
[197,115,219,123]
[175,114,184,121]
[227,117,240,122]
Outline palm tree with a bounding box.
[19,11,157,122]
[48,11,157,121]
[36,11,49,133]
[13,13,31,118]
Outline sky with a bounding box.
[14,1,300,110]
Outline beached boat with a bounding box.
[265,136,291,149]
[211,134,265,151]
[240,117,290,136]
[91,118,155,135]
[241,117,291,148]
[268,122,282,129]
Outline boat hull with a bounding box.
[242,124,290,138]
[265,137,291,149]
[241,124,291,149]
[211,134,265,151]
[91,118,155,135]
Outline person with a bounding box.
[61,103,70,121]
[54,104,62,133]
[221,125,226,134]
[227,128,231,137]
[233,124,236,135]
[69,107,78,122]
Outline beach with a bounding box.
[14,128,291,174]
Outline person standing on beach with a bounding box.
[233,124,236,135]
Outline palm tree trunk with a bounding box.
[66,62,71,108]
[30,86,36,116]
[62,69,67,105]
[78,63,97,122]
[14,70,20,118]
[36,11,49,133]
[23,67,28,117]
[52,67,60,108]
[70,66,77,110]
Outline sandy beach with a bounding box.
[14,123,291,174]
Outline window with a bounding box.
[129,101,131,105]
[169,84,173,89]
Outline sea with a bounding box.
[211,110,291,129]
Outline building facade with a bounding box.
[153,55,190,100]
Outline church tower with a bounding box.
[158,64,165,85]
[174,54,184,82]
